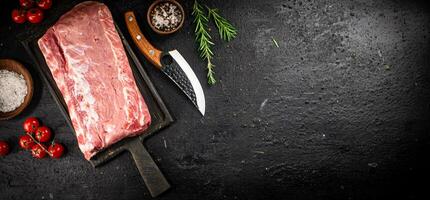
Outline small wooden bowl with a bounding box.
[0,59,34,120]
[147,0,185,35]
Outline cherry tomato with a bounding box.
[35,126,52,142]
[26,8,44,24]
[11,9,26,24]
[37,0,52,10]
[19,0,34,8]
[0,141,10,156]
[19,135,35,150]
[48,143,65,158]
[23,117,40,133]
[31,144,47,159]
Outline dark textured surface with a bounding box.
[1,0,430,199]
[161,58,198,108]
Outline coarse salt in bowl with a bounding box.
[147,0,185,35]
[0,59,33,120]
[0,70,27,112]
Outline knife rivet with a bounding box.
[149,50,155,56]
[128,16,133,22]
[136,35,142,40]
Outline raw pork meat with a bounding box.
[38,1,151,160]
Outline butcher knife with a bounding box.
[124,11,205,116]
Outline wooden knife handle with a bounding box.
[125,11,163,69]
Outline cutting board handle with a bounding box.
[125,11,163,69]
[127,139,170,197]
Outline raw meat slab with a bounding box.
[38,1,151,160]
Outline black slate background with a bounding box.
[1,0,430,199]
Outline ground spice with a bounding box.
[0,69,27,112]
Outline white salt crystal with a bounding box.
[0,69,28,112]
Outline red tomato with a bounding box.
[19,0,34,8]
[0,141,10,156]
[31,144,47,159]
[37,0,52,10]
[35,126,52,142]
[11,9,26,24]
[19,135,35,150]
[48,143,65,158]
[26,8,44,24]
[23,117,40,133]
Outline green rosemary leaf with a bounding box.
[272,37,279,47]
[193,0,216,85]
[208,8,237,42]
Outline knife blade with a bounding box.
[124,11,205,116]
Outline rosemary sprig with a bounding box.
[192,0,216,85]
[207,8,237,42]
